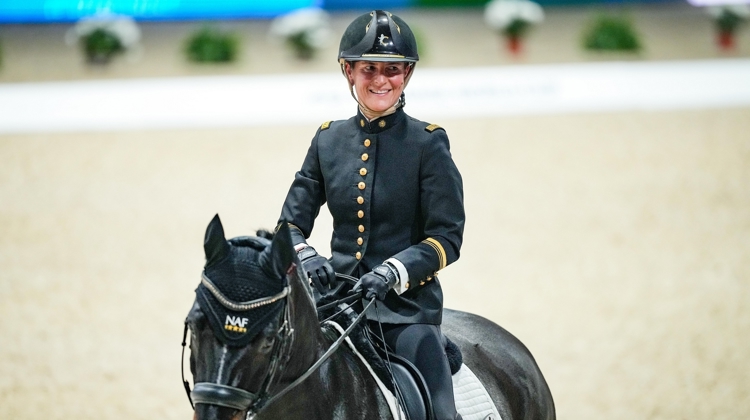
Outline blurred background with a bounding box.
[1,0,749,419]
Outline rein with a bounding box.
[253,298,374,416]
[182,270,373,419]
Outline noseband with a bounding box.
[182,270,373,419]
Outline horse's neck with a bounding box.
[266,274,392,419]
[263,330,394,420]
[279,287,324,378]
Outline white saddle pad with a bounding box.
[453,364,502,420]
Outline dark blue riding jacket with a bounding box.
[279,107,465,325]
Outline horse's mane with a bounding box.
[316,294,395,393]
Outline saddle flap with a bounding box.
[378,347,435,420]
[389,361,428,420]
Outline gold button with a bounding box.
[364,139,371,147]
[358,182,366,190]
[426,276,433,281]
[420,281,426,286]
[360,119,365,127]
[355,252,362,260]
[359,168,367,176]
[361,153,369,162]
[357,196,364,205]
[379,120,386,128]
[358,225,365,232]
[405,282,410,289]
[357,237,363,245]
[358,210,364,218]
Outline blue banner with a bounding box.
[0,0,320,23]
[323,0,409,10]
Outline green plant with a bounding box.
[83,28,125,63]
[186,27,238,63]
[714,8,746,34]
[269,8,331,61]
[484,0,545,44]
[503,18,532,39]
[583,14,641,52]
[285,32,315,60]
[66,15,141,65]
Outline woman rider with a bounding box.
[277,10,465,420]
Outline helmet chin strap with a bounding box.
[341,62,415,121]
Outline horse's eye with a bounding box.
[259,335,275,354]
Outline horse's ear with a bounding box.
[204,214,230,267]
[262,222,295,278]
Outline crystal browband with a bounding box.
[201,272,289,312]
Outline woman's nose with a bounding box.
[372,71,387,85]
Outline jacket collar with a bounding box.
[356,107,405,134]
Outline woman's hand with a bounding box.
[352,263,399,301]
[297,247,336,288]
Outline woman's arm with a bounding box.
[392,128,465,286]
[278,125,328,246]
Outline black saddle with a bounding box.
[374,342,434,420]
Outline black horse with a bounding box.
[184,215,555,420]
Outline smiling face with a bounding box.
[345,61,411,118]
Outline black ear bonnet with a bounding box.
[197,236,285,347]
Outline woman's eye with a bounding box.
[386,66,402,75]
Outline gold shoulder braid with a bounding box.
[425,123,442,133]
[320,121,332,130]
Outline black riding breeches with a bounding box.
[379,323,459,420]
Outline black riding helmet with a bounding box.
[338,10,419,64]
[338,10,419,110]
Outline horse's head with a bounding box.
[185,215,319,420]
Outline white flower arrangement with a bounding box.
[706,4,750,25]
[484,0,545,39]
[64,14,141,64]
[269,7,332,60]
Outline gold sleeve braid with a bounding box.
[421,237,447,270]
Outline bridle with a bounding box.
[182,268,373,419]
[182,270,293,415]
